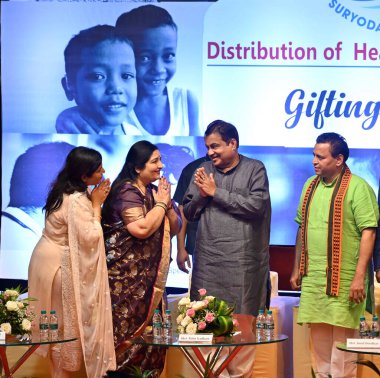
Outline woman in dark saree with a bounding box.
[102,140,181,374]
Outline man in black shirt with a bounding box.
[173,155,209,273]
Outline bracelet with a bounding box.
[154,202,168,212]
[155,201,168,209]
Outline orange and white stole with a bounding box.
[299,165,352,296]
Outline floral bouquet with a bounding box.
[176,288,238,337]
[0,286,35,338]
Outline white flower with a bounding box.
[186,322,198,334]
[180,315,193,327]
[178,297,191,306]
[206,296,215,302]
[177,325,185,334]
[192,301,207,311]
[176,314,184,324]
[4,289,19,298]
[22,319,32,331]
[0,323,12,334]
[6,301,19,311]
[17,301,25,309]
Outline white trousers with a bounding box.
[310,323,357,378]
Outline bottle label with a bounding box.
[40,324,49,330]
[50,324,58,330]
[153,322,162,328]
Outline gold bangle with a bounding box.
[155,201,167,207]
[154,203,168,212]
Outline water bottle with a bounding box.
[264,310,275,341]
[152,309,163,340]
[39,310,49,342]
[256,310,265,341]
[371,315,380,338]
[163,309,173,341]
[49,310,59,341]
[359,316,369,339]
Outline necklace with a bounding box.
[135,181,147,196]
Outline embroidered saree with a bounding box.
[103,183,171,373]
[28,192,116,377]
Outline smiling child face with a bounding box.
[72,40,137,129]
[134,25,177,97]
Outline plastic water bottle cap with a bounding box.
[267,310,272,315]
[50,310,56,314]
[165,310,171,314]
[259,310,264,314]
[41,310,47,314]
[154,309,159,313]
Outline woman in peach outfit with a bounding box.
[28,146,116,377]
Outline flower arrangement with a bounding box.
[0,286,35,337]
[176,288,238,337]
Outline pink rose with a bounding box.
[205,312,215,323]
[186,308,196,318]
[198,321,207,331]
[233,319,239,328]
[198,288,207,297]
[203,299,209,306]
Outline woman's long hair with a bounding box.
[44,146,102,218]
[102,140,157,221]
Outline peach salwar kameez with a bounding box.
[28,192,116,377]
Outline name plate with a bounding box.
[178,333,214,343]
[347,338,380,348]
[0,331,5,341]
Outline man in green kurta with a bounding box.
[290,132,379,378]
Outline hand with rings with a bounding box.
[154,176,171,208]
[194,167,216,197]
[91,178,111,206]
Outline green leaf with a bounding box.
[212,315,234,336]
[125,365,156,378]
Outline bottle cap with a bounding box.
[41,310,47,314]
[154,309,159,313]
[165,309,171,313]
[360,316,365,320]
[374,316,378,320]
[258,309,264,314]
[267,310,272,314]
[50,310,56,314]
